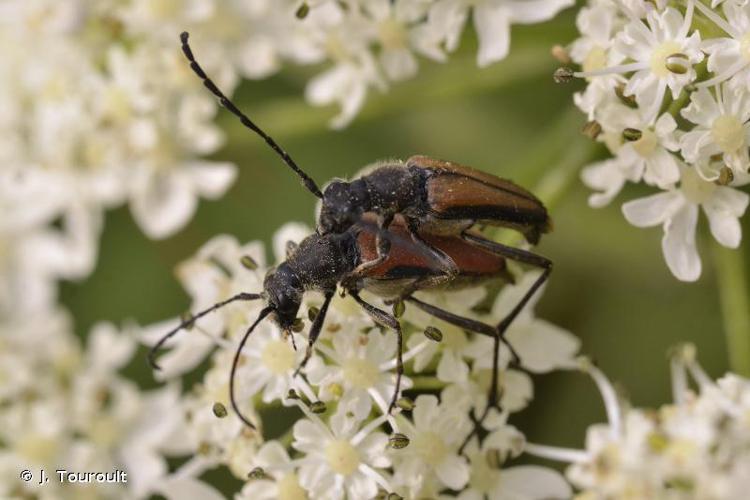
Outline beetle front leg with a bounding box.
[350,291,404,415]
[293,290,335,377]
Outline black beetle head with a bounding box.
[263,264,303,329]
[318,181,366,234]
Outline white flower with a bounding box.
[696,0,750,88]
[404,286,488,383]
[527,347,750,499]
[579,5,702,122]
[458,450,572,500]
[307,329,412,419]
[429,0,574,67]
[391,394,472,494]
[130,160,237,240]
[680,83,750,176]
[486,271,580,373]
[237,441,307,500]
[622,165,749,281]
[141,234,267,378]
[615,5,702,120]
[292,409,391,500]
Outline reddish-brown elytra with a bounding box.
[172,32,555,450]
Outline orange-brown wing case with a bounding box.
[407,155,552,244]
[356,220,507,280]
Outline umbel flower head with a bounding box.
[143,224,580,499]
[526,346,750,499]
[561,0,750,281]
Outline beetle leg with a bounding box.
[460,232,553,339]
[350,292,404,415]
[294,290,335,377]
[405,295,519,454]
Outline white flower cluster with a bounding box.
[0,310,220,499]
[562,0,750,281]
[144,224,581,499]
[527,347,750,499]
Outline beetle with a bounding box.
[179,31,552,311]
[149,216,520,437]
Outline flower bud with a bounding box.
[212,402,228,418]
[389,433,410,449]
[553,67,574,84]
[717,166,734,186]
[396,397,415,411]
[295,2,310,19]
[240,255,258,270]
[308,306,319,322]
[622,128,643,142]
[665,53,690,75]
[291,318,305,332]
[615,85,638,108]
[310,401,327,414]
[247,467,269,480]
[551,45,571,64]
[582,120,602,139]
[423,326,443,342]
[392,300,405,318]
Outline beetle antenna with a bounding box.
[179,32,324,199]
[148,292,262,370]
[230,306,275,430]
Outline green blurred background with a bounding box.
[59,7,748,487]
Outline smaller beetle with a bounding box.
[180,31,552,308]
[149,216,519,441]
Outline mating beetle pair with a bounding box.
[150,32,554,447]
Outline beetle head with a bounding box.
[318,181,367,234]
[263,263,303,329]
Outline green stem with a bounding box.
[712,241,750,377]
[411,375,444,390]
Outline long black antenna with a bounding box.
[180,32,324,199]
[148,292,262,370]
[230,306,274,430]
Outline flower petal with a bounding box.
[662,203,701,281]
[622,191,683,227]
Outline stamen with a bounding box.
[524,443,589,463]
[352,414,390,446]
[578,357,623,437]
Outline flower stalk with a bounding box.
[713,240,750,376]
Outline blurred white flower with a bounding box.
[430,0,574,67]
[528,347,750,499]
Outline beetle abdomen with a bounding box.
[412,156,551,244]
